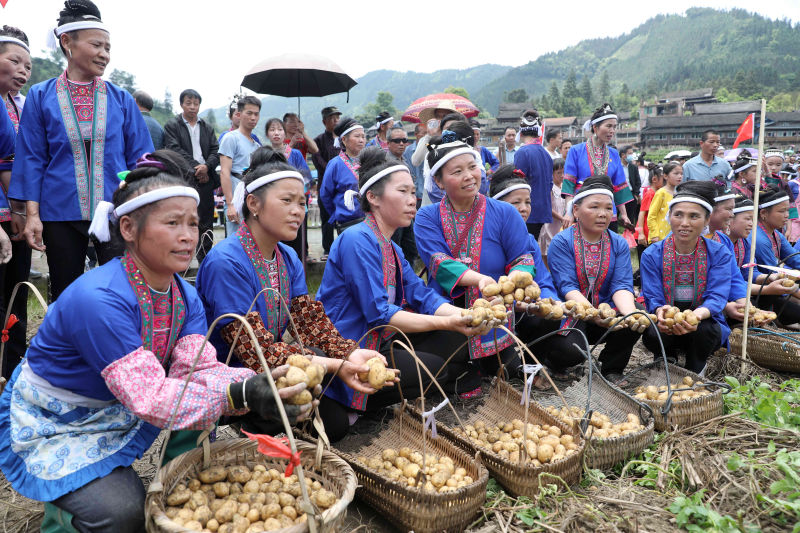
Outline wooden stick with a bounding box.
[741,98,768,372]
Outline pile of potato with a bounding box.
[356,448,472,493]
[452,419,579,466]
[163,464,337,532]
[563,300,602,321]
[633,376,711,404]
[543,405,644,439]
[747,307,778,326]
[621,313,658,330]
[660,307,700,332]
[461,298,509,327]
[527,297,565,320]
[482,271,540,305]
[275,354,325,406]
[776,272,798,288]
[357,357,396,390]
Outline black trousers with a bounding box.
[516,314,584,371]
[42,221,123,301]
[525,316,640,375]
[319,202,334,255]
[195,180,216,264]
[0,222,31,379]
[527,222,544,240]
[391,220,418,265]
[642,319,721,373]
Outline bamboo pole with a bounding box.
[740,99,768,372]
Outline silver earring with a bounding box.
[67,48,73,59]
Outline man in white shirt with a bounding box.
[502,127,518,165]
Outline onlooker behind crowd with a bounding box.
[637,151,650,188]
[500,127,517,165]
[619,144,642,229]
[283,112,318,159]
[513,109,553,239]
[635,163,664,255]
[0,24,31,379]
[219,95,262,235]
[320,116,367,233]
[538,157,566,265]
[264,117,312,261]
[219,95,261,144]
[410,100,459,169]
[385,125,417,264]
[647,162,683,243]
[133,89,164,150]
[559,139,572,160]
[163,88,220,262]
[10,0,154,300]
[470,119,499,174]
[404,123,427,208]
[682,129,732,183]
[312,106,342,259]
[544,129,562,160]
[366,111,394,151]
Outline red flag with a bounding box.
[732,113,755,149]
[0,0,8,7]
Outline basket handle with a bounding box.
[148,312,321,533]
[0,281,48,375]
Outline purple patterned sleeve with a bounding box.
[101,334,254,430]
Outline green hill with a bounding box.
[474,8,800,113]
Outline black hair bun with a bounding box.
[0,25,29,44]
[581,175,614,191]
[247,146,287,175]
[675,180,716,204]
[59,0,102,23]
[358,146,388,178]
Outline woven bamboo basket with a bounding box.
[622,361,726,431]
[0,281,48,395]
[145,438,356,533]
[536,366,655,470]
[330,405,489,533]
[728,326,800,373]
[427,379,584,499]
[144,310,357,533]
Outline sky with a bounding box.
[2,0,800,112]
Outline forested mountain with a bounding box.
[474,8,800,112]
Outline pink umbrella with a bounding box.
[402,93,480,123]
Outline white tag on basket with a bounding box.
[422,398,449,438]
[521,364,543,405]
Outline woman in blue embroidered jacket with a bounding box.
[563,103,633,228]
[414,134,536,388]
[196,146,386,441]
[9,1,153,300]
[319,116,367,232]
[318,147,486,420]
[640,181,732,373]
[546,177,643,382]
[749,186,800,325]
[0,150,311,533]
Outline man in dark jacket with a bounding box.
[164,89,220,262]
[619,145,641,228]
[312,106,341,258]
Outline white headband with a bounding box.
[573,188,614,204]
[0,37,29,53]
[424,145,480,196]
[492,183,531,200]
[233,171,305,220]
[48,20,109,50]
[88,186,200,243]
[376,116,394,128]
[733,162,755,174]
[732,205,754,214]
[764,150,785,161]
[333,124,364,149]
[343,165,409,211]
[714,193,736,203]
[592,113,617,125]
[668,196,713,214]
[759,195,790,209]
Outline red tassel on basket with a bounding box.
[2,314,18,343]
[242,430,301,477]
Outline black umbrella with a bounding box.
[241,53,357,113]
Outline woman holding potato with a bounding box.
[196,147,387,440]
[0,150,310,533]
[414,134,536,384]
[640,181,732,373]
[318,147,486,407]
[546,177,643,382]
